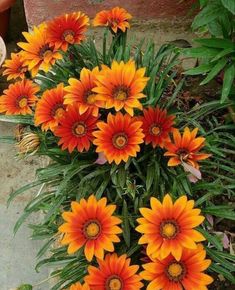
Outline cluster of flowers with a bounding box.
[0,6,213,290]
[59,194,213,290]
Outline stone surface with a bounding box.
[23,0,195,28]
[0,1,50,289]
[0,122,50,290]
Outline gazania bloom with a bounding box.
[46,12,89,51]
[141,244,213,290]
[85,253,143,289]
[70,282,90,290]
[17,132,40,155]
[18,23,62,77]
[0,79,39,115]
[65,67,103,116]
[59,195,122,262]
[34,83,66,131]
[93,60,149,116]
[136,194,205,261]
[54,105,98,153]
[93,7,132,33]
[164,127,211,169]
[93,112,144,165]
[2,52,28,80]
[140,106,175,148]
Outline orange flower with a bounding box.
[85,253,143,289]
[0,79,39,115]
[65,67,103,117]
[18,23,62,77]
[54,105,98,153]
[70,282,90,290]
[93,112,144,165]
[2,52,28,80]
[93,60,149,115]
[164,127,211,169]
[136,194,205,261]
[59,195,122,262]
[140,106,175,148]
[141,244,213,290]
[34,83,66,131]
[46,12,89,51]
[93,7,132,33]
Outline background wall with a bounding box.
[23,0,195,27]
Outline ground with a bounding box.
[0,0,195,289]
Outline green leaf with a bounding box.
[208,19,223,37]
[212,47,235,62]
[17,285,33,290]
[210,263,235,283]
[203,205,235,220]
[122,200,130,247]
[0,136,15,144]
[7,179,49,206]
[221,0,235,14]
[182,47,221,58]
[207,248,235,272]
[146,163,155,191]
[200,58,227,85]
[198,228,223,251]
[192,3,222,30]
[117,166,127,189]
[194,38,235,49]
[37,237,55,258]
[0,115,33,125]
[185,63,214,76]
[221,64,235,102]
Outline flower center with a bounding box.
[112,133,128,149]
[166,262,186,282]
[177,148,189,161]
[113,86,129,101]
[106,275,123,290]
[109,19,119,28]
[72,122,87,137]
[55,107,65,119]
[84,90,97,105]
[62,30,75,44]
[83,220,101,239]
[160,220,179,239]
[39,44,53,58]
[18,97,28,108]
[150,124,161,136]
[51,104,65,119]
[18,66,28,74]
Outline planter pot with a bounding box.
[0,36,7,67]
[23,0,195,28]
[0,0,16,39]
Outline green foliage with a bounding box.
[184,37,235,101]
[17,285,33,290]
[192,0,235,36]
[183,0,235,102]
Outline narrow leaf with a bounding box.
[194,38,235,49]
[221,64,235,102]
[200,58,227,85]
[185,63,214,76]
